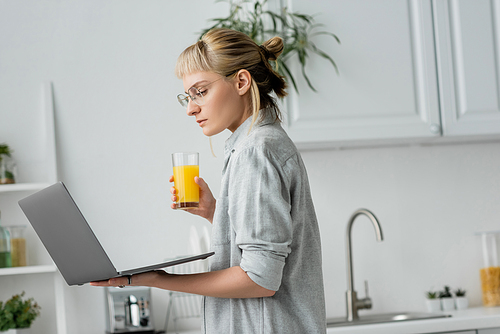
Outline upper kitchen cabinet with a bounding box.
[283,0,500,149]
[284,0,441,149]
[433,0,500,136]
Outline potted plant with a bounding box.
[201,0,340,93]
[425,290,441,312]
[0,144,16,185]
[455,288,468,310]
[439,286,454,311]
[0,292,41,333]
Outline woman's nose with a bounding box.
[186,99,200,116]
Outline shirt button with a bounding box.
[231,149,235,153]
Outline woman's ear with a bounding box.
[235,69,252,96]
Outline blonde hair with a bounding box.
[175,28,288,128]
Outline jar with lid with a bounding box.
[0,211,12,268]
[478,231,500,306]
[6,225,27,267]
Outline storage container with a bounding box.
[6,225,27,267]
[478,231,500,306]
[0,211,12,268]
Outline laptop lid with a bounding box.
[18,182,214,286]
[19,182,119,285]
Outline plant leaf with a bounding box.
[310,43,339,74]
[311,31,341,44]
[199,0,340,94]
[280,60,299,94]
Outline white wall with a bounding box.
[0,1,229,333]
[1,1,499,333]
[302,141,500,317]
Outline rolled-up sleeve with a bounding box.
[228,146,293,291]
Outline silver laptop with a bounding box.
[18,182,214,286]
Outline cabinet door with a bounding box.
[433,0,500,136]
[431,331,476,334]
[478,328,500,334]
[284,0,441,148]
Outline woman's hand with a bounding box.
[170,175,216,223]
[90,267,275,299]
[89,270,168,288]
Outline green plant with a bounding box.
[201,0,340,93]
[439,286,453,299]
[0,144,12,160]
[455,288,466,297]
[0,143,15,184]
[426,290,438,299]
[0,292,41,331]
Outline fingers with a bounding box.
[195,176,208,190]
[89,280,108,286]
[170,176,210,213]
[171,187,177,208]
[169,175,174,182]
[90,277,129,287]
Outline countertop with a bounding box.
[175,306,500,334]
[327,307,500,334]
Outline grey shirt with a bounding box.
[202,113,326,334]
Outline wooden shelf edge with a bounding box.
[0,183,51,193]
[0,264,57,276]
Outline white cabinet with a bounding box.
[284,0,441,148]
[430,331,476,334]
[283,0,500,149]
[433,0,500,136]
[0,82,66,334]
[478,328,500,334]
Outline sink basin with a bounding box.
[327,312,451,327]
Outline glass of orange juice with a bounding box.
[172,152,199,210]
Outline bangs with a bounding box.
[175,43,213,79]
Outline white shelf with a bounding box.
[0,264,57,276]
[0,83,66,334]
[0,183,51,193]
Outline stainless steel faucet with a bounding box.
[345,208,384,321]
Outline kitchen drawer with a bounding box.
[430,331,476,334]
[478,327,500,334]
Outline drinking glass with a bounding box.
[172,152,199,210]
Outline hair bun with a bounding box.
[259,45,271,60]
[260,36,284,61]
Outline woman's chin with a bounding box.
[202,127,223,137]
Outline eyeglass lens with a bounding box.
[177,87,204,108]
[188,87,204,105]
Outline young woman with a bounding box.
[91,28,326,334]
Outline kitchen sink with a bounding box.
[327,312,452,327]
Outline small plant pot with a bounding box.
[425,299,441,312]
[440,297,455,311]
[455,297,469,310]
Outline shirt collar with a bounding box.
[224,110,276,155]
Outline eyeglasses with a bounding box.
[177,77,224,108]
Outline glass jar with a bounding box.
[6,226,27,267]
[0,153,17,184]
[478,231,500,306]
[0,211,12,268]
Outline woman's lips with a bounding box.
[197,119,207,127]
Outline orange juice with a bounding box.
[173,165,199,209]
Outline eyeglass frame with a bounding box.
[176,76,225,108]
[176,71,240,108]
